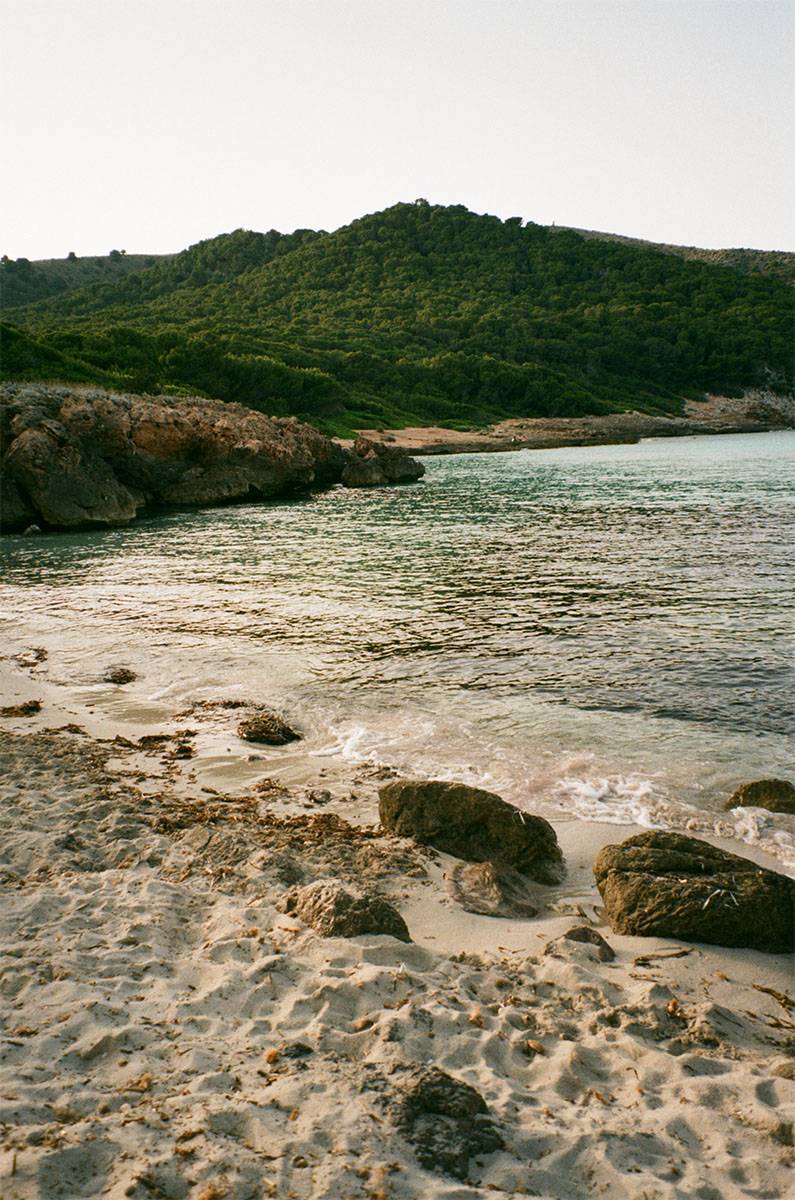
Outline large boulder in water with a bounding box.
[279,879,411,942]
[0,383,349,531]
[342,436,425,487]
[593,830,795,953]
[725,778,795,815]
[341,457,387,487]
[378,779,564,884]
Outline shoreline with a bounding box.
[349,392,795,456]
[2,652,794,1198]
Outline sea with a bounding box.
[2,430,794,870]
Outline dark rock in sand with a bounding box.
[281,1041,313,1059]
[725,778,795,815]
[392,1066,503,1180]
[137,734,172,748]
[378,779,564,884]
[169,741,195,760]
[593,830,795,954]
[0,699,42,717]
[447,860,540,918]
[238,711,300,746]
[104,667,137,685]
[556,925,616,961]
[279,879,411,942]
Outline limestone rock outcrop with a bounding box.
[0,384,423,531]
[341,436,425,487]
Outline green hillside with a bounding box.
[555,227,795,285]
[2,202,792,435]
[0,228,321,318]
[0,251,170,309]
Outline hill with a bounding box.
[1,202,792,436]
[554,227,795,285]
[0,251,170,309]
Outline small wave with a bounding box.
[313,722,795,876]
[552,773,662,827]
[552,772,795,875]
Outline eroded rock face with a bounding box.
[341,457,387,487]
[279,879,411,942]
[378,779,564,884]
[5,424,140,528]
[446,860,539,918]
[0,383,353,531]
[391,1067,502,1180]
[726,779,795,815]
[237,711,300,746]
[593,831,795,953]
[342,436,425,488]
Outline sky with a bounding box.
[2,0,793,259]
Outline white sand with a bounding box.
[1,654,793,1200]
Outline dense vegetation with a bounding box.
[556,227,795,285]
[0,251,170,309]
[1,202,792,435]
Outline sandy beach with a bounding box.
[1,650,793,1200]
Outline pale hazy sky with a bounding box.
[2,0,793,259]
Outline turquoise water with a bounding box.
[2,431,794,862]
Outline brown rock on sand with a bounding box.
[558,925,616,961]
[725,778,795,815]
[279,879,411,942]
[593,830,795,953]
[446,860,540,918]
[378,779,564,884]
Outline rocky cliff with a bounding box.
[0,384,423,532]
